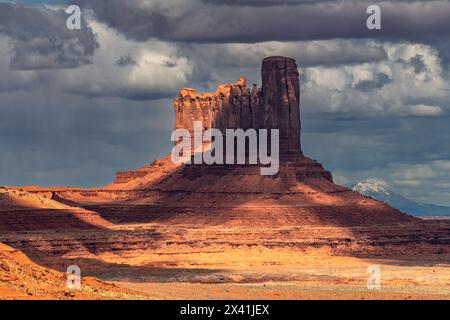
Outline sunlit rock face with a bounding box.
[12,57,422,230]
[173,56,302,157]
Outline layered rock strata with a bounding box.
[116,56,330,186]
[172,57,301,156]
[2,57,450,299]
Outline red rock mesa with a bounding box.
[1,57,450,295]
[173,57,302,156]
[37,56,422,229]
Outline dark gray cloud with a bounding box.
[74,0,450,43]
[181,40,388,69]
[302,114,450,205]
[116,54,137,67]
[204,0,450,6]
[201,0,332,6]
[409,55,427,73]
[0,91,173,187]
[397,54,429,74]
[0,3,98,70]
[427,37,450,68]
[354,72,392,91]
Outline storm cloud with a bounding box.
[0,3,99,70]
[75,0,450,43]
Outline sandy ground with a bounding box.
[2,239,450,300]
[0,188,449,300]
[0,243,145,300]
[86,247,450,300]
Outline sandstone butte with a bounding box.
[1,57,450,300]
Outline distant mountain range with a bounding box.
[351,179,450,217]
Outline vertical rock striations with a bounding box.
[118,57,332,185]
[173,57,302,156]
[261,56,301,155]
[173,77,253,139]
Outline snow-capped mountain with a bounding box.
[352,179,391,196]
[351,179,450,217]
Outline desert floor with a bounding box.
[1,188,449,300]
[106,247,450,300]
[3,222,449,300]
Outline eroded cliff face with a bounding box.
[2,57,450,300]
[261,57,301,154]
[3,57,450,293]
[173,56,302,155]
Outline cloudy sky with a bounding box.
[1,0,450,206]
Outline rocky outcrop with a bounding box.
[261,57,301,154]
[15,57,423,229]
[173,56,302,155]
[110,56,331,186]
[3,57,450,300]
[0,242,139,299]
[170,56,329,188]
[174,77,252,135]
